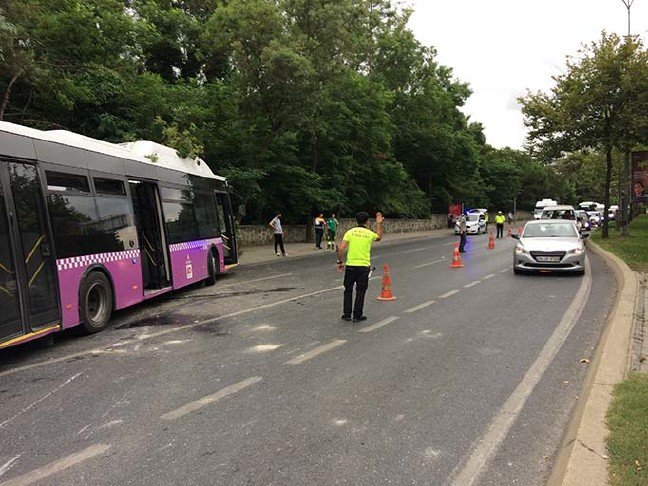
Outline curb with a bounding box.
[548,242,639,485]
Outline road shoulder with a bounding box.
[549,242,639,485]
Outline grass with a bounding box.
[591,214,648,272]
[606,373,648,486]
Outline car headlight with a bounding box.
[515,244,528,255]
[568,245,585,255]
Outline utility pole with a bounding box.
[620,0,634,36]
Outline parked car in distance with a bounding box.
[586,211,602,227]
[512,220,588,275]
[540,205,576,221]
[454,213,487,235]
[575,210,592,231]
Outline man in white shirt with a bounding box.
[269,212,287,256]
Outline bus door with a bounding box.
[0,161,60,344]
[214,192,238,265]
[129,180,170,290]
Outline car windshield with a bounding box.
[523,223,577,238]
[467,214,480,222]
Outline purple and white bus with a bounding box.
[0,122,238,349]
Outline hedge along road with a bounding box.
[0,233,615,485]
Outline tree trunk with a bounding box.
[0,71,21,121]
[620,149,631,236]
[602,144,613,239]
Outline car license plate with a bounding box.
[537,256,560,262]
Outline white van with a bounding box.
[534,199,558,219]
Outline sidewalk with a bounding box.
[238,228,455,266]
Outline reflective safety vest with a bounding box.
[495,214,506,224]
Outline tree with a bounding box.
[520,32,648,237]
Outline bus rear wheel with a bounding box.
[80,272,113,333]
[205,249,219,286]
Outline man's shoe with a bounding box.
[341,315,352,321]
[276,252,281,256]
[352,316,367,322]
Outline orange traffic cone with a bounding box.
[488,232,495,249]
[377,264,397,301]
[450,243,464,268]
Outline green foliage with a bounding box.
[2,0,550,223]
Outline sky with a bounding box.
[407,0,648,149]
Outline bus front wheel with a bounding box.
[80,272,113,333]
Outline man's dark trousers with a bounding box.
[274,234,285,254]
[343,266,370,318]
[459,233,467,252]
[496,223,504,238]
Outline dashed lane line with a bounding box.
[498,268,510,273]
[161,376,262,421]
[403,247,428,254]
[404,301,436,313]
[464,281,481,288]
[482,274,498,280]
[0,444,111,486]
[438,289,460,299]
[414,258,445,269]
[358,316,400,333]
[285,340,347,365]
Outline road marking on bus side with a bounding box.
[414,258,445,269]
[285,340,346,364]
[405,301,436,313]
[448,258,592,486]
[358,316,400,333]
[403,247,428,254]
[0,444,111,486]
[438,290,460,299]
[464,281,481,288]
[161,376,262,421]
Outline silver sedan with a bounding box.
[512,220,588,275]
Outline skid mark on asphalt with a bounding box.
[161,376,262,421]
[358,316,400,333]
[285,340,346,364]
[449,258,593,486]
[0,444,111,486]
[0,372,83,429]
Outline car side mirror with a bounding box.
[511,234,520,240]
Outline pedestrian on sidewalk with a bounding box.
[458,213,467,253]
[326,213,339,250]
[314,213,326,250]
[337,212,384,322]
[507,211,513,225]
[495,211,506,238]
[269,212,287,256]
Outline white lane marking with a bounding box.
[285,340,346,364]
[249,344,282,352]
[464,281,481,288]
[405,301,436,313]
[220,273,294,288]
[414,258,445,269]
[358,316,401,333]
[1,444,111,486]
[0,373,82,429]
[0,455,22,478]
[438,290,460,299]
[0,285,346,379]
[161,376,262,421]
[369,275,381,281]
[449,258,592,486]
[404,247,428,254]
[482,273,497,280]
[498,268,509,273]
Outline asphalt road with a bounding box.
[0,232,615,485]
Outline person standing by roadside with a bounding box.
[326,213,339,250]
[458,213,467,253]
[507,211,513,225]
[314,213,326,250]
[495,211,506,238]
[269,212,287,256]
[483,210,490,233]
[337,212,384,322]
